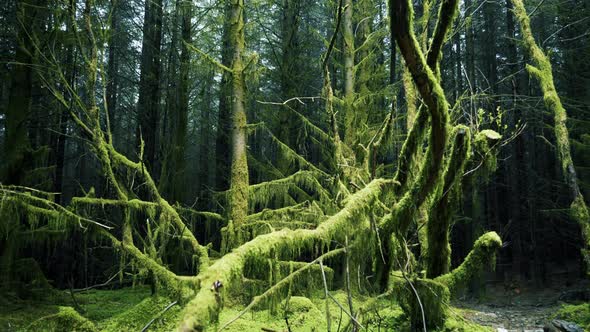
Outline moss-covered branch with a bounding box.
[179,178,391,331]
[434,231,502,294]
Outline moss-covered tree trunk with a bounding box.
[511,0,590,264]
[228,0,249,248]
[342,0,356,147]
[426,126,470,278]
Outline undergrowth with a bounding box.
[0,286,494,331]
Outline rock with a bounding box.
[543,319,584,332]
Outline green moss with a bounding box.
[26,307,98,332]
[552,303,590,331]
[100,296,181,331]
[442,314,493,332]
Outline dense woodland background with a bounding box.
[0,0,589,330]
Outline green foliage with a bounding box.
[552,303,590,331]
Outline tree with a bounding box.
[136,0,163,175]
[227,0,249,248]
[511,0,590,266]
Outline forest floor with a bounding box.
[0,281,588,331]
[455,279,590,331]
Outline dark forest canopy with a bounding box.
[0,0,589,331]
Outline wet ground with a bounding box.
[455,279,589,331]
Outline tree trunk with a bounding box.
[228,0,249,248]
[215,2,233,192]
[277,0,301,174]
[106,0,119,139]
[342,0,355,146]
[136,0,163,175]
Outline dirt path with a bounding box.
[457,302,554,331]
[455,280,589,332]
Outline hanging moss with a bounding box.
[247,171,333,214]
[471,129,502,183]
[251,125,330,178]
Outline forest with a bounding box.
[0,0,589,331]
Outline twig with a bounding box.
[322,0,346,70]
[398,239,427,332]
[319,260,332,332]
[326,292,364,329]
[71,271,119,293]
[344,236,357,331]
[140,301,178,332]
[184,42,233,73]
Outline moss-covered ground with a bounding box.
[0,286,498,331]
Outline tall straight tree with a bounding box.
[277,0,301,173]
[160,0,191,203]
[342,0,355,146]
[227,0,249,248]
[136,0,163,174]
[106,0,120,137]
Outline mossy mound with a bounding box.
[26,306,98,332]
[99,295,182,331]
[282,296,325,329]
